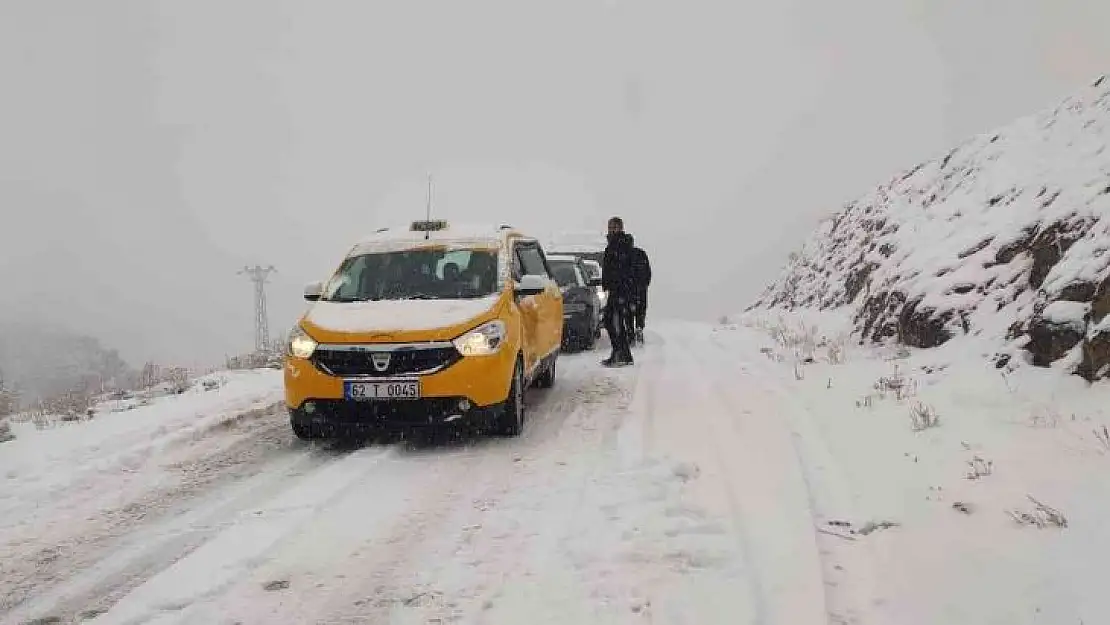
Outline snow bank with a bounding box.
[718,319,1110,623]
[0,368,283,523]
[751,74,1110,380]
[0,367,285,619]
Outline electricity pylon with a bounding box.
[239,264,276,352]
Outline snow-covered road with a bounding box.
[12,316,1109,624]
[2,321,859,625]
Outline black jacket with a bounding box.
[631,246,651,294]
[602,232,637,298]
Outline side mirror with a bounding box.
[304,281,323,302]
[515,274,547,297]
[587,276,602,287]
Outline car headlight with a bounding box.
[453,320,506,356]
[288,325,318,359]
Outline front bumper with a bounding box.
[289,396,505,432]
[284,343,516,412]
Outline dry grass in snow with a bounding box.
[726,307,1110,623]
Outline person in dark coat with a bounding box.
[601,216,636,366]
[628,236,651,344]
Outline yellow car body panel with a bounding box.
[283,224,563,421]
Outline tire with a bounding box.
[291,420,321,441]
[534,354,556,389]
[493,359,525,437]
[582,325,598,350]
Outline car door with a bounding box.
[574,259,600,328]
[534,243,563,356]
[515,240,560,369]
[511,240,542,375]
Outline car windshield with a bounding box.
[548,261,579,288]
[320,248,499,302]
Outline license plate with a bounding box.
[344,380,420,400]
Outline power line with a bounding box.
[238,264,276,352]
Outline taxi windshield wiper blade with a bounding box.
[325,296,375,302]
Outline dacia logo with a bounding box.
[370,352,391,372]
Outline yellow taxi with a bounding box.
[284,220,563,439]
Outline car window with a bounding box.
[574,264,586,286]
[325,255,371,301]
[516,243,548,277]
[435,250,472,278]
[321,248,499,301]
[548,261,579,287]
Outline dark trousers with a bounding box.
[603,294,634,361]
[633,290,648,330]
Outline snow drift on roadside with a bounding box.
[0,368,283,542]
[728,309,1110,624]
[0,368,284,618]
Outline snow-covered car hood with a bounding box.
[303,295,501,341]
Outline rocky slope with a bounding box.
[750,75,1110,380]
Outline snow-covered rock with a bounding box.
[751,74,1110,380]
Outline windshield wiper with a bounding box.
[324,296,377,303]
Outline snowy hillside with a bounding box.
[750,74,1110,380]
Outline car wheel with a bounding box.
[291,420,321,441]
[534,354,556,388]
[493,359,525,437]
[583,324,598,350]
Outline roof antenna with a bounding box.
[424,173,433,240]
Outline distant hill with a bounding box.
[0,322,133,406]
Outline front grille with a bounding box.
[312,345,461,377]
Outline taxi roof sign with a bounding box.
[410,219,448,232]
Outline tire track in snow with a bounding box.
[81,442,402,625]
[1,402,285,616]
[617,330,666,468]
[438,364,656,624]
[182,440,501,624]
[286,358,640,624]
[0,396,288,591]
[117,353,627,624]
[2,407,378,625]
[2,391,283,526]
[651,323,830,625]
[601,330,762,624]
[704,329,881,625]
[644,334,770,624]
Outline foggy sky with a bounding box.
[2,0,1108,368]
